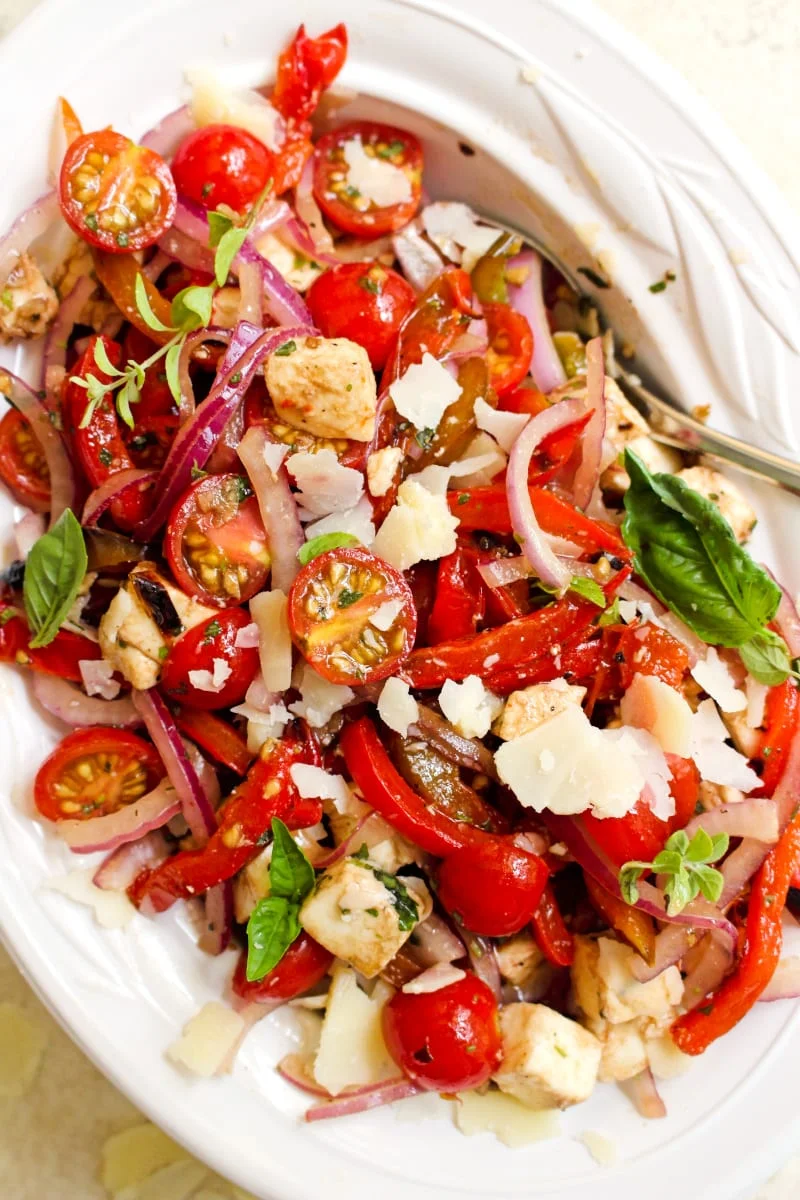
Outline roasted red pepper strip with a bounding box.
[531,882,575,967]
[482,629,606,697]
[272,24,347,122]
[449,486,629,559]
[340,717,493,857]
[0,604,101,681]
[129,730,321,912]
[172,707,254,777]
[671,808,800,1056]
[427,548,486,646]
[759,680,800,797]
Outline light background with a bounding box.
[0,0,799,1196]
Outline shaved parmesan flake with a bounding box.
[412,447,503,496]
[389,353,461,432]
[342,137,413,207]
[691,699,761,791]
[439,675,503,739]
[290,663,354,728]
[167,1002,245,1078]
[646,1035,692,1080]
[370,599,403,631]
[372,479,458,571]
[403,964,466,994]
[304,495,376,546]
[366,446,403,497]
[579,1130,618,1167]
[186,67,281,149]
[377,676,419,736]
[455,431,507,487]
[422,203,502,272]
[79,658,120,699]
[250,590,292,692]
[233,621,260,649]
[691,648,746,713]
[290,763,352,807]
[606,726,674,820]
[474,396,530,452]
[122,1160,208,1200]
[313,965,395,1095]
[41,868,135,928]
[619,674,693,756]
[288,449,364,518]
[101,1123,190,1194]
[262,441,288,475]
[746,676,769,728]
[0,1003,46,1097]
[188,657,232,693]
[454,1089,561,1147]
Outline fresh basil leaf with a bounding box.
[691,863,726,904]
[370,867,419,932]
[269,817,315,904]
[134,273,175,333]
[207,209,235,249]
[214,225,248,287]
[598,596,621,627]
[686,828,714,864]
[569,576,605,608]
[23,508,87,649]
[297,532,361,566]
[245,895,301,982]
[171,284,215,332]
[116,376,139,430]
[622,450,782,650]
[164,340,184,408]
[92,339,123,378]
[739,628,793,686]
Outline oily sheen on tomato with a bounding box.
[34,729,164,823]
[287,546,416,686]
[306,263,416,370]
[160,609,259,711]
[382,974,502,1091]
[59,130,176,253]
[483,302,534,396]
[171,124,275,213]
[312,121,423,237]
[231,934,333,1002]
[165,473,271,607]
[437,838,549,937]
[0,408,50,511]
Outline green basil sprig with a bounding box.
[622,449,790,685]
[619,827,729,916]
[245,818,315,982]
[23,508,87,648]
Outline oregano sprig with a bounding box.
[619,827,730,916]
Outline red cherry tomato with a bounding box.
[313,122,423,237]
[160,608,259,711]
[287,546,417,686]
[437,838,549,937]
[483,302,533,396]
[231,933,333,1002]
[172,707,253,776]
[306,263,416,370]
[0,604,101,681]
[59,131,176,253]
[34,728,165,823]
[382,974,502,1091]
[0,408,50,511]
[171,124,275,214]
[381,267,477,385]
[165,473,271,607]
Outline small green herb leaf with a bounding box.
[214,225,249,287]
[92,339,124,378]
[569,576,605,608]
[338,589,363,608]
[618,826,729,916]
[134,273,175,333]
[598,596,621,627]
[164,341,183,408]
[298,532,360,565]
[171,284,215,332]
[23,508,87,649]
[274,339,297,357]
[207,209,235,249]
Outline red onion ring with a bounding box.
[683,799,779,845]
[55,777,180,854]
[680,930,735,1011]
[622,1068,666,1119]
[142,249,172,284]
[93,830,169,891]
[313,814,372,870]
[156,225,215,274]
[572,337,606,510]
[506,396,586,592]
[81,468,157,527]
[305,1078,421,1122]
[237,424,304,593]
[464,932,502,1000]
[237,259,263,324]
[31,673,140,728]
[0,368,75,525]
[0,190,60,281]
[477,557,531,589]
[132,689,217,844]
[277,1054,330,1097]
[410,913,466,967]
[759,956,800,1002]
[294,158,336,259]
[507,249,566,394]
[40,274,96,397]
[200,880,234,956]
[140,106,195,159]
[173,327,232,422]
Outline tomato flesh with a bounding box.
[483,302,533,396]
[165,473,271,607]
[0,408,50,511]
[160,608,259,711]
[34,728,164,823]
[171,124,275,214]
[313,121,423,237]
[306,263,416,370]
[437,838,549,937]
[231,934,333,1003]
[59,131,176,253]
[288,546,416,685]
[382,974,502,1091]
[272,24,348,122]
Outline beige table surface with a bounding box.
[1,0,800,1197]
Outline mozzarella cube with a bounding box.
[496,931,545,989]
[299,857,431,978]
[601,434,682,493]
[494,680,587,741]
[264,336,376,442]
[619,672,693,756]
[493,1003,601,1109]
[595,1020,649,1083]
[0,252,58,341]
[372,479,459,571]
[677,466,756,542]
[572,937,683,1027]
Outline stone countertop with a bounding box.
[1,0,799,1197]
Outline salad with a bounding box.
[1,19,799,1133]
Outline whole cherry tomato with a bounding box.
[231,934,333,1003]
[160,608,259,711]
[171,124,275,213]
[437,837,549,937]
[306,263,416,370]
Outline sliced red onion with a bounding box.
[132,689,217,844]
[133,321,313,541]
[237,258,263,324]
[281,214,338,268]
[680,931,734,1011]
[622,1068,666,1119]
[157,225,215,274]
[446,322,489,364]
[391,222,444,291]
[572,337,605,510]
[313,814,371,870]
[410,913,466,967]
[477,556,531,590]
[32,673,140,728]
[250,198,292,241]
[630,922,691,984]
[0,190,59,281]
[236,239,313,327]
[140,105,195,159]
[238,424,304,593]
[182,736,221,811]
[81,468,158,526]
[684,799,779,845]
[294,159,336,259]
[171,196,212,245]
[305,1078,421,1122]
[142,249,173,283]
[772,573,800,657]
[15,509,45,553]
[759,956,800,1002]
[332,235,395,264]
[464,933,502,1000]
[200,880,234,956]
[506,396,586,592]
[278,1054,330,1097]
[40,274,96,397]
[174,327,232,422]
[55,777,180,854]
[1,368,75,525]
[507,249,566,394]
[93,830,169,891]
[409,703,500,780]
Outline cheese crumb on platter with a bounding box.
[454,1089,562,1147]
[41,868,135,929]
[167,1002,245,1078]
[579,1130,619,1167]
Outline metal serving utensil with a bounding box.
[478,212,800,497]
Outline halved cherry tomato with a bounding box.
[59,131,176,253]
[382,973,502,1091]
[231,933,333,1003]
[165,473,271,608]
[438,837,549,936]
[160,609,259,711]
[125,412,178,470]
[172,707,253,776]
[288,546,416,686]
[483,302,533,396]
[272,23,348,122]
[0,605,101,681]
[171,124,275,214]
[313,121,423,238]
[0,408,50,511]
[34,728,164,823]
[382,267,477,385]
[306,263,416,370]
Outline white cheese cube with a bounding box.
[494,680,586,741]
[264,335,377,442]
[496,931,545,989]
[493,1003,601,1109]
[596,1020,648,1083]
[572,936,683,1027]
